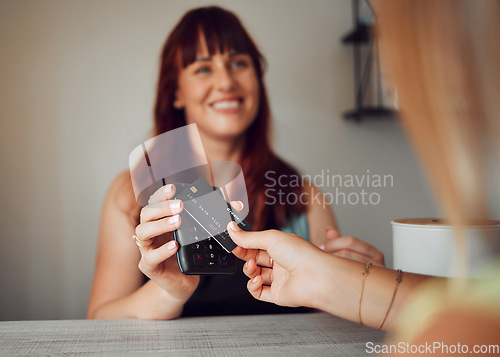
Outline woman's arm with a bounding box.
[230,225,431,332]
[88,279,186,320]
[87,172,194,320]
[305,184,385,266]
[304,183,338,247]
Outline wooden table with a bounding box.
[0,313,385,356]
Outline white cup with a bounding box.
[392,218,500,277]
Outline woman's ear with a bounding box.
[173,90,185,109]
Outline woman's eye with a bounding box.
[195,66,210,74]
[232,60,248,69]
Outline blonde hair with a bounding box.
[376,0,500,275]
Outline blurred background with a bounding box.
[0,0,440,320]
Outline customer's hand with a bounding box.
[229,223,333,309]
[135,184,199,302]
[320,227,385,267]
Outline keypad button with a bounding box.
[205,243,215,250]
[207,260,218,267]
[193,253,205,266]
[191,243,201,250]
[219,254,229,266]
[206,252,216,260]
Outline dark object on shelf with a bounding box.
[343,107,395,121]
[341,24,372,44]
[341,0,397,122]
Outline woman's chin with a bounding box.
[200,119,254,141]
[210,128,247,142]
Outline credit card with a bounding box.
[175,177,252,252]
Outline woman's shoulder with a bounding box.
[394,264,500,344]
[105,170,139,212]
[269,156,320,195]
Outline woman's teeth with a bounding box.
[212,100,240,109]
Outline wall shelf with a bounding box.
[343,107,397,121]
[341,0,397,122]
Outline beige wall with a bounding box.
[0,0,438,320]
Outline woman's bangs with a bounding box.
[178,11,257,68]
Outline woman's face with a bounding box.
[175,41,260,142]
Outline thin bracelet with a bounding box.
[358,262,373,326]
[378,269,403,330]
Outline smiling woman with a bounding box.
[175,47,259,142]
[86,5,384,320]
[150,7,306,234]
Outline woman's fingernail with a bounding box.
[244,261,248,269]
[237,201,244,210]
[229,221,240,232]
[165,184,174,193]
[169,200,181,210]
[167,215,179,224]
[319,244,325,251]
[167,241,177,250]
[252,276,259,283]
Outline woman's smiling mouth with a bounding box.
[210,97,243,111]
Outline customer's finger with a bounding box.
[140,200,183,224]
[247,275,273,303]
[148,184,176,205]
[228,222,280,251]
[232,245,272,267]
[243,259,260,279]
[249,249,274,267]
[243,259,273,285]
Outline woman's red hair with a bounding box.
[153,6,305,230]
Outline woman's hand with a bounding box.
[229,222,334,309]
[135,184,199,302]
[321,227,385,267]
[229,223,428,330]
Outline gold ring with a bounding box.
[135,238,151,248]
[133,233,152,248]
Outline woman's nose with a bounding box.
[214,67,235,91]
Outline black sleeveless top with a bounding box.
[182,213,310,316]
[181,258,307,316]
[142,254,307,316]
[144,213,310,316]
